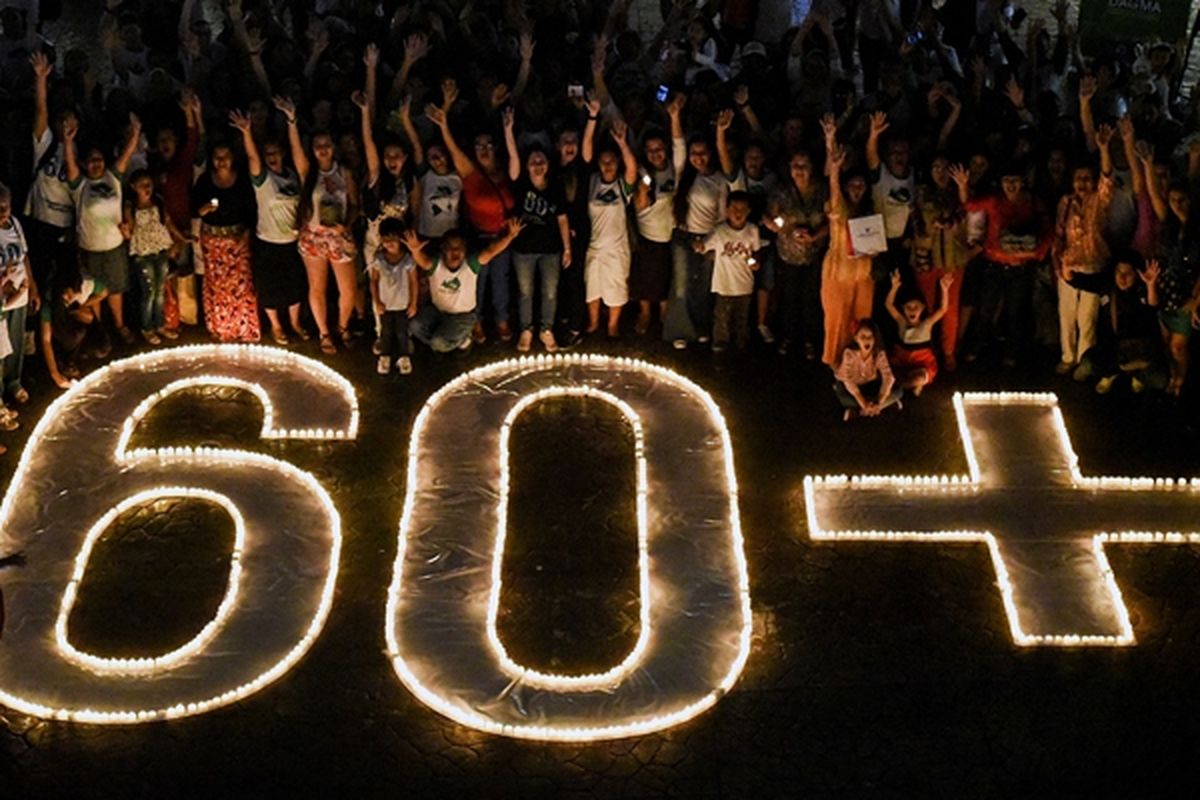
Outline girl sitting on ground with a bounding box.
[884,270,953,396]
[833,318,903,421]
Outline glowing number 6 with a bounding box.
[0,346,357,723]
[386,355,751,741]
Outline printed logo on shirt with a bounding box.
[721,241,756,259]
[594,187,620,204]
[887,186,912,205]
[87,180,117,199]
[522,191,555,221]
[440,275,461,293]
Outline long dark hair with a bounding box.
[295,131,334,230]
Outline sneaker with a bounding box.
[1072,361,1094,382]
[1055,360,1074,376]
[517,330,533,352]
[141,329,162,346]
[376,355,392,375]
[1131,376,1146,393]
[1095,375,1117,395]
[757,324,775,344]
[397,356,413,375]
[539,330,558,352]
[672,338,687,350]
[158,327,179,341]
[372,338,384,355]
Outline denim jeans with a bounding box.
[2,304,27,396]
[410,305,476,352]
[663,232,703,342]
[512,252,561,330]
[133,251,169,331]
[378,309,412,357]
[475,246,511,324]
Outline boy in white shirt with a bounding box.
[369,219,420,375]
[695,191,761,351]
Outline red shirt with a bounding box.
[966,192,1053,266]
[462,169,514,236]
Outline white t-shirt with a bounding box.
[72,171,125,253]
[370,253,415,311]
[635,166,676,243]
[26,129,74,228]
[684,171,730,235]
[588,175,633,251]
[309,165,349,229]
[429,255,480,315]
[872,165,914,240]
[0,218,31,310]
[418,170,463,238]
[703,223,761,297]
[253,168,301,244]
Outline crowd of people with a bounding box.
[0,0,1195,442]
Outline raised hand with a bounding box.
[424,103,447,127]
[1141,259,1160,285]
[228,109,252,133]
[504,217,525,237]
[1118,114,1135,142]
[30,50,51,79]
[716,108,734,132]
[610,118,628,143]
[948,163,970,189]
[939,273,955,292]
[364,43,379,69]
[62,116,79,142]
[502,106,515,131]
[1004,77,1025,109]
[733,84,749,107]
[128,112,142,139]
[404,32,430,65]
[1133,139,1154,164]
[519,30,535,62]
[351,90,369,111]
[869,110,889,138]
[402,229,426,253]
[584,91,602,118]
[440,77,459,109]
[398,94,412,119]
[890,269,902,290]
[273,95,297,121]
[1095,123,1115,149]
[1079,74,1097,102]
[490,83,511,109]
[819,112,837,143]
[828,143,847,171]
[665,92,686,116]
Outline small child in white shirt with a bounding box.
[695,191,761,351]
[369,219,419,375]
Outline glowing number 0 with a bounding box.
[0,347,357,723]
[386,355,752,741]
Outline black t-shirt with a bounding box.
[191,171,256,228]
[513,177,566,254]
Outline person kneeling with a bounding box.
[41,266,110,390]
[409,222,522,353]
[833,319,903,421]
[885,270,952,396]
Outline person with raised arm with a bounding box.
[426,78,515,345]
[504,106,570,352]
[25,51,77,293]
[230,106,306,346]
[64,112,140,345]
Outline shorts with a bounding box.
[298,226,356,263]
[891,345,938,384]
[81,245,130,294]
[1160,308,1195,337]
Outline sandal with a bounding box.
[319,334,337,355]
[11,387,28,405]
[339,327,353,348]
[294,326,312,341]
[271,327,289,346]
[0,407,17,423]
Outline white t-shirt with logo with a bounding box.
[418,170,463,238]
[0,218,31,310]
[253,168,301,244]
[872,165,914,240]
[587,174,633,251]
[72,170,125,253]
[684,171,731,235]
[26,129,74,228]
[429,255,481,315]
[702,222,762,297]
[635,166,676,243]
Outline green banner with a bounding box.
[1078,0,1193,48]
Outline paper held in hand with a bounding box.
[847,214,888,256]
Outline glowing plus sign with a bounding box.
[804,392,1200,647]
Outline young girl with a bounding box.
[123,169,185,344]
[369,219,419,376]
[885,270,953,395]
[833,319,903,422]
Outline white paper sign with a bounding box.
[847,213,888,256]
